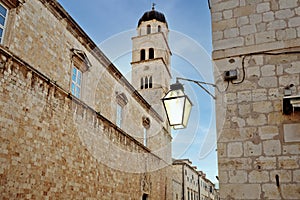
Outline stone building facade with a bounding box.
[0,0,172,199]
[210,0,300,199]
[172,159,219,200]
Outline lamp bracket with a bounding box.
[176,77,216,100]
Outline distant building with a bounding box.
[172,159,219,200]
[0,0,172,199]
[210,0,300,199]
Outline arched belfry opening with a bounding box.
[131,5,171,118]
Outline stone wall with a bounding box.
[211,0,300,59]
[211,0,300,199]
[0,46,172,199]
[172,164,183,200]
[2,0,172,156]
[0,0,173,198]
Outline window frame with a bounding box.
[149,76,152,88]
[140,77,144,89]
[145,77,148,89]
[142,116,150,146]
[143,127,147,146]
[69,49,91,99]
[116,93,128,128]
[149,48,154,59]
[71,66,82,98]
[140,49,145,61]
[140,76,153,90]
[116,103,123,128]
[147,24,151,34]
[0,2,8,44]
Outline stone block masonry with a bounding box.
[211,0,300,199]
[0,47,171,199]
[211,0,300,58]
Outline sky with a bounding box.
[57,0,218,184]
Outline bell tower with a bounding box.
[131,5,171,118]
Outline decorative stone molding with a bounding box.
[142,116,150,129]
[116,92,128,107]
[71,48,91,72]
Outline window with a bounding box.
[142,116,150,146]
[145,77,148,89]
[140,49,145,61]
[70,49,91,98]
[116,93,128,128]
[158,25,161,32]
[143,127,147,146]
[71,67,82,98]
[140,76,152,90]
[149,76,152,88]
[116,103,123,127]
[140,77,144,89]
[149,48,154,59]
[147,25,151,34]
[0,3,8,43]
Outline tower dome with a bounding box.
[137,5,168,27]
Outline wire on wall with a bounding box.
[230,51,300,85]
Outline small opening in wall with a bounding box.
[142,193,149,200]
[228,58,235,63]
[257,165,261,170]
[275,174,280,187]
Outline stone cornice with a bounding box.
[212,38,300,60]
[131,57,172,78]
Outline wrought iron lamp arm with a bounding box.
[176,77,216,100]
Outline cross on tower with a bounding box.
[152,3,156,10]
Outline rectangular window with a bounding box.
[116,104,123,127]
[71,67,82,98]
[0,3,8,43]
[143,127,147,146]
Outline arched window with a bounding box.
[145,77,148,89]
[149,48,154,59]
[147,25,151,34]
[149,76,152,88]
[141,76,152,90]
[140,77,144,89]
[140,49,145,61]
[158,25,161,32]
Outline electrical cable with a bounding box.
[230,51,300,85]
[231,55,246,85]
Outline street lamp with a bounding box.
[161,81,193,129]
[162,77,216,129]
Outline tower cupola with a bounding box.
[138,5,168,28]
[131,5,171,121]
